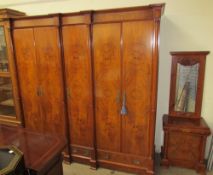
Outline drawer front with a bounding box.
[97,150,151,168]
[71,145,93,158]
[168,131,201,162]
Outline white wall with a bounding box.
[1,0,213,156]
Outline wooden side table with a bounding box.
[161,51,211,175]
[161,115,210,175]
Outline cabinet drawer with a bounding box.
[97,150,151,168]
[71,145,92,158]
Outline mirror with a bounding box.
[175,63,199,113]
[169,51,209,118]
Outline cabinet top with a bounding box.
[0,8,26,19]
[10,3,165,28]
[163,114,211,135]
[170,51,210,56]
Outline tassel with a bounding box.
[121,92,128,115]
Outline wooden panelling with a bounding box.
[10,4,165,174]
[13,28,43,132]
[97,150,153,175]
[0,9,25,19]
[62,25,94,146]
[168,131,200,162]
[13,27,66,137]
[161,115,210,174]
[97,150,152,168]
[13,16,59,28]
[33,27,66,136]
[122,21,153,156]
[62,13,91,25]
[93,23,121,152]
[71,145,93,159]
[93,9,153,23]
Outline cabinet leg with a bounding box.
[90,159,97,170]
[145,170,154,175]
[63,152,72,164]
[196,163,206,175]
[160,147,169,168]
[160,158,170,168]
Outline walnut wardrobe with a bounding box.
[0,4,165,175]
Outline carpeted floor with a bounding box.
[63,156,213,175]
[63,163,213,175]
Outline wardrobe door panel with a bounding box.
[62,25,93,147]
[93,23,121,152]
[122,21,153,156]
[13,29,42,132]
[33,27,66,136]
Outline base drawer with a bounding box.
[97,150,154,174]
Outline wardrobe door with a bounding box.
[33,27,66,136]
[93,23,121,152]
[13,29,43,132]
[62,25,94,147]
[122,21,154,156]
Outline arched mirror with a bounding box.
[169,51,209,118]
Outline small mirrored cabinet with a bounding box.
[0,9,25,125]
[161,51,211,175]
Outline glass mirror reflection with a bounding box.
[175,63,199,113]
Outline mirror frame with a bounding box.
[169,51,209,118]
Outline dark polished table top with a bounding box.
[0,124,66,173]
